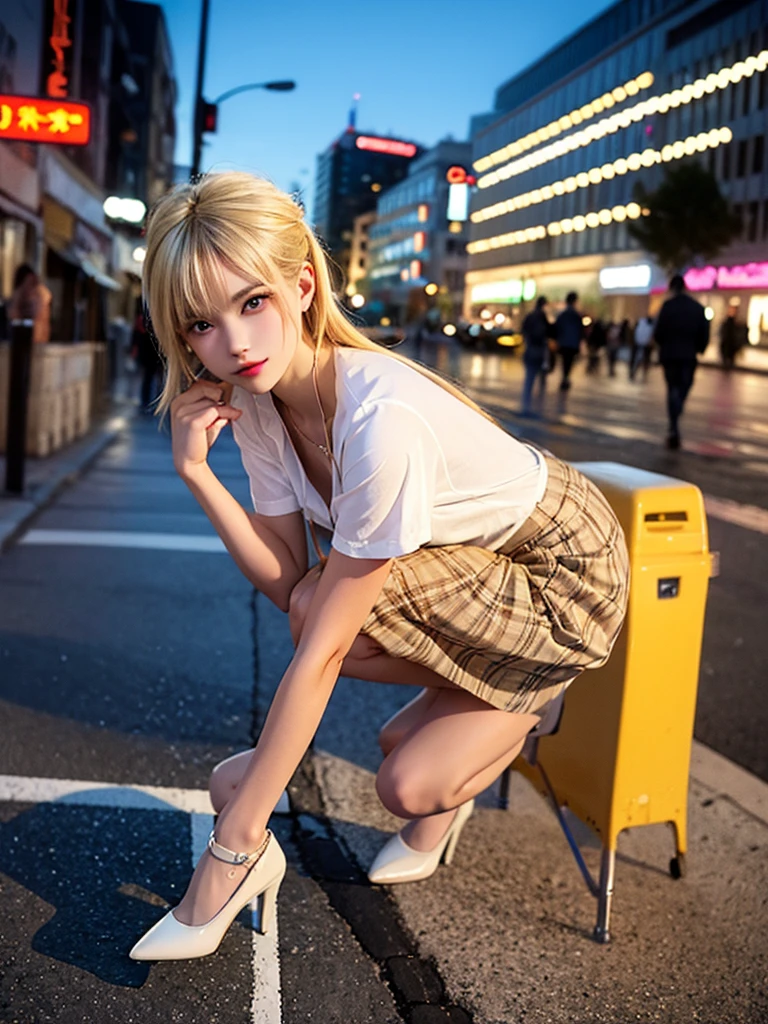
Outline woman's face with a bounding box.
[182,261,315,393]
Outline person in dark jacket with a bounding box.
[521,296,551,415]
[131,305,164,412]
[653,274,710,449]
[554,291,585,391]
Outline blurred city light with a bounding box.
[475,50,766,188]
[472,126,733,224]
[350,293,365,308]
[103,196,146,223]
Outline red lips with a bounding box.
[236,360,267,377]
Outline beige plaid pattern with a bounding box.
[361,455,630,714]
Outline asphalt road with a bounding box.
[0,346,765,1023]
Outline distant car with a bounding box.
[454,322,523,352]
[360,325,406,347]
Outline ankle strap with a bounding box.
[207,829,271,868]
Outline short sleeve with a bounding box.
[331,402,438,558]
[231,409,301,517]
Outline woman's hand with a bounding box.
[170,380,242,480]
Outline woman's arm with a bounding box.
[184,466,307,609]
[172,381,308,610]
[214,548,393,849]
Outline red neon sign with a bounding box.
[0,94,90,145]
[356,135,417,158]
[44,0,73,97]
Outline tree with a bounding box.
[627,162,742,273]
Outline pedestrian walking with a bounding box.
[606,321,621,377]
[129,172,629,963]
[653,274,710,449]
[554,291,585,391]
[130,304,164,412]
[7,264,52,343]
[718,307,748,370]
[586,318,606,373]
[630,315,654,381]
[520,296,552,415]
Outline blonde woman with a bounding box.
[129,172,629,962]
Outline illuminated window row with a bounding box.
[474,72,654,173]
[477,50,768,190]
[467,202,647,255]
[472,126,733,223]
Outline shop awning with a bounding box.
[80,258,122,291]
[46,240,122,291]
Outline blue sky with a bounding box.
[158,0,616,219]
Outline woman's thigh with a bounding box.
[377,688,539,815]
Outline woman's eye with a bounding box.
[244,295,266,312]
[191,320,212,334]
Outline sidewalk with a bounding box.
[2,402,767,1022]
[0,402,130,551]
[699,343,768,375]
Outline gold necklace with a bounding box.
[283,403,332,459]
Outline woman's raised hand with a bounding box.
[170,380,242,479]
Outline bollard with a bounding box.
[5,319,34,494]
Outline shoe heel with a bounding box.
[441,802,473,866]
[255,871,284,935]
[442,827,461,866]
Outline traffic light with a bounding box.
[202,101,218,133]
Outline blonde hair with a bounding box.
[143,171,495,423]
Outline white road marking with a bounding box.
[0,774,283,1022]
[703,495,768,535]
[0,774,213,812]
[20,530,227,553]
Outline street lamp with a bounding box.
[192,79,296,177]
[190,0,295,177]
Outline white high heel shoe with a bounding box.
[129,829,286,961]
[367,799,475,885]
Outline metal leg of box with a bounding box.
[498,766,512,810]
[593,848,616,944]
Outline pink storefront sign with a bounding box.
[684,262,768,291]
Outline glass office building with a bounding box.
[467,0,768,345]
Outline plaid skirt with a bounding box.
[360,454,630,714]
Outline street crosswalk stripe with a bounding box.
[20,529,227,552]
[0,774,283,1021]
[0,773,213,811]
[703,496,768,535]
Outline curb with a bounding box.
[0,410,128,553]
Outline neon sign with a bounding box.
[43,0,73,98]
[599,264,652,291]
[356,135,417,158]
[0,94,90,145]
[684,262,768,291]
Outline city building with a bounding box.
[365,139,474,324]
[0,3,44,309]
[0,0,175,343]
[466,0,768,348]
[312,119,423,283]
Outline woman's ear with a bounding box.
[298,262,316,312]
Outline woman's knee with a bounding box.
[375,757,443,819]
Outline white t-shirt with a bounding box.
[231,347,547,559]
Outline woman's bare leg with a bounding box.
[374,688,538,850]
[207,573,541,853]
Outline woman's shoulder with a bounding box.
[336,345,436,408]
